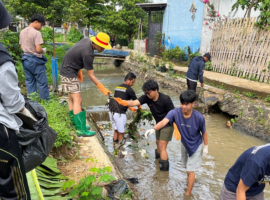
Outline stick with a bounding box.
[88,113,105,141]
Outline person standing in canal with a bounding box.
[0,1,32,198]
[145,90,208,195]
[220,144,270,200]
[20,14,50,100]
[110,72,139,149]
[186,52,211,92]
[59,32,112,137]
[114,79,175,171]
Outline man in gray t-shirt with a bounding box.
[20,14,49,100]
[59,32,112,137]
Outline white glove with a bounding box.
[144,128,155,139]
[20,108,37,121]
[42,47,46,54]
[203,145,208,157]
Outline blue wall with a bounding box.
[162,0,203,53]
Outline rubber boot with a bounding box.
[155,149,160,159]
[69,110,90,129]
[159,159,169,171]
[74,111,96,137]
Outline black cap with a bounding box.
[203,52,211,61]
[0,0,11,29]
[30,14,46,25]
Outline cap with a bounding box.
[0,0,11,29]
[203,52,211,61]
[30,14,46,25]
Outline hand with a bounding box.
[42,47,46,54]
[203,145,208,156]
[78,69,83,82]
[138,105,142,110]
[201,82,204,87]
[114,97,128,106]
[144,128,155,139]
[20,108,37,121]
[96,83,112,96]
[128,107,136,113]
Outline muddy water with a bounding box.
[80,60,270,200]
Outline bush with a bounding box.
[128,40,134,49]
[188,52,201,64]
[116,38,128,47]
[66,28,83,43]
[40,27,53,43]
[0,30,22,62]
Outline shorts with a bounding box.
[186,78,197,91]
[109,112,126,133]
[181,142,202,172]
[220,184,264,200]
[155,125,174,141]
[61,75,80,93]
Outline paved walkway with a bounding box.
[173,65,270,98]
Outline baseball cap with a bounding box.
[0,0,11,29]
[30,14,46,25]
[203,52,211,61]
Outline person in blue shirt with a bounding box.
[145,90,208,195]
[186,53,211,92]
[220,144,270,200]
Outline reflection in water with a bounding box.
[81,61,270,200]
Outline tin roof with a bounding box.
[135,3,167,12]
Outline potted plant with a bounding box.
[168,62,175,75]
[160,59,167,72]
[155,59,161,71]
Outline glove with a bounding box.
[114,97,128,106]
[173,123,181,141]
[128,107,136,113]
[42,47,46,54]
[20,108,37,121]
[78,69,83,83]
[96,83,112,96]
[144,128,155,139]
[138,105,142,110]
[203,145,208,156]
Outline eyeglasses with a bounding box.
[144,90,152,95]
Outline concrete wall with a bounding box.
[162,0,204,53]
[200,0,260,54]
[134,39,145,54]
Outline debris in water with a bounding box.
[105,95,121,116]
[139,149,149,159]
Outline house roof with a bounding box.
[135,3,167,12]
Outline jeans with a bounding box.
[21,54,49,100]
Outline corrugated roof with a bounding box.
[135,3,167,12]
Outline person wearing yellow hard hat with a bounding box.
[59,32,112,137]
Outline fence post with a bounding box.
[51,56,58,91]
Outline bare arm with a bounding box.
[87,69,100,85]
[153,118,170,131]
[203,130,208,145]
[36,44,43,54]
[236,179,249,200]
[20,45,23,51]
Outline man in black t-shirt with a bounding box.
[59,32,112,137]
[110,72,138,149]
[115,79,174,171]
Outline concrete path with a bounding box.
[173,65,270,98]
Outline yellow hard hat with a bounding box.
[90,32,112,49]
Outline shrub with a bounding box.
[188,52,201,64]
[40,27,53,43]
[0,30,22,62]
[67,28,83,43]
[128,40,134,49]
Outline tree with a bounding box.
[232,0,260,18]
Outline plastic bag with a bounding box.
[16,98,57,173]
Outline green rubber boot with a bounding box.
[74,111,96,137]
[69,110,90,129]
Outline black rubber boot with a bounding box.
[155,149,160,159]
[159,159,169,171]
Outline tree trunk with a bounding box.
[87,24,90,37]
[247,0,255,18]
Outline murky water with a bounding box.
[81,59,270,200]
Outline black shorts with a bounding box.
[186,79,197,91]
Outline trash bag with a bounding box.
[16,98,57,173]
[107,180,128,199]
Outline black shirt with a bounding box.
[59,38,94,78]
[138,92,174,126]
[114,83,137,114]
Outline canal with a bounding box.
[80,59,270,200]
